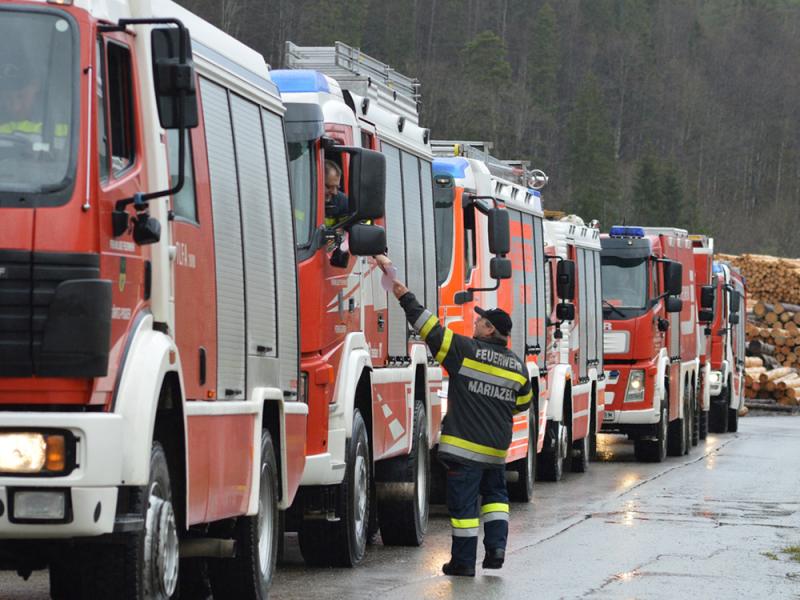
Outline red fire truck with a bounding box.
[690,235,718,442]
[601,227,699,462]
[708,261,747,433]
[272,42,442,565]
[431,142,605,496]
[0,2,383,597]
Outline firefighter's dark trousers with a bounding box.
[446,461,509,566]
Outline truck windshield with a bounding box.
[287,141,316,249]
[601,256,648,309]
[0,9,77,206]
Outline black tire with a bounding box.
[299,409,370,567]
[668,383,689,457]
[691,388,700,447]
[727,406,739,432]
[378,402,429,546]
[709,386,730,433]
[508,413,537,502]
[73,442,178,600]
[570,429,589,473]
[634,402,668,462]
[588,402,598,461]
[684,391,694,454]
[49,555,82,600]
[537,418,567,482]
[699,408,709,440]
[209,429,279,600]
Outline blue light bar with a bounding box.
[609,226,645,238]
[270,70,330,94]
[433,158,469,179]
[712,263,724,274]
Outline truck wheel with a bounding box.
[73,441,178,599]
[299,409,370,567]
[508,413,537,502]
[378,402,429,546]
[684,393,694,454]
[667,385,689,457]
[634,402,668,462]
[49,556,81,600]
[589,403,598,461]
[570,429,589,473]
[699,408,709,440]
[727,406,739,432]
[537,419,567,482]
[691,388,700,447]
[209,429,278,599]
[709,386,730,433]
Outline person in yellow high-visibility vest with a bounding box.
[324,160,350,267]
[0,61,67,147]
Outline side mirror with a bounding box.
[556,302,575,322]
[487,208,510,255]
[665,296,683,313]
[348,223,386,256]
[342,147,386,221]
[557,260,576,301]
[151,26,198,129]
[700,285,715,309]
[454,290,474,305]
[490,257,512,280]
[698,308,715,323]
[729,312,740,325]
[663,260,683,297]
[729,291,741,313]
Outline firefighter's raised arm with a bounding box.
[373,254,460,369]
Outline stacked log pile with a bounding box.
[716,253,800,304]
[745,301,800,405]
[744,357,800,405]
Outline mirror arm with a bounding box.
[465,280,501,295]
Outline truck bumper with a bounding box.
[603,405,660,426]
[0,412,124,538]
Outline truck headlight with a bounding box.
[709,371,722,386]
[12,490,67,521]
[0,433,70,474]
[625,370,646,403]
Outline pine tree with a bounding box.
[565,74,619,225]
[631,154,664,225]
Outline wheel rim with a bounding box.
[353,451,368,540]
[660,408,668,455]
[526,426,535,483]
[558,423,568,460]
[144,483,179,598]
[257,463,273,577]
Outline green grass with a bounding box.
[782,546,800,563]
[762,551,779,561]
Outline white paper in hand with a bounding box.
[380,265,398,293]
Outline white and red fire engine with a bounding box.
[431,142,605,495]
[0,2,388,597]
[601,227,699,462]
[271,42,442,565]
[708,261,747,433]
[690,234,718,441]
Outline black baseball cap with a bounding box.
[474,306,512,336]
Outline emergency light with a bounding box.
[609,226,645,238]
[433,157,469,179]
[270,69,330,94]
[713,263,724,274]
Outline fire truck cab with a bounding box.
[542,217,606,480]
[601,227,699,462]
[272,42,442,566]
[0,1,329,597]
[708,261,747,433]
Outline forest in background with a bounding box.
[178,0,800,256]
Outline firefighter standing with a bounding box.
[374,254,532,577]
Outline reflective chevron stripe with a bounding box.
[435,329,453,363]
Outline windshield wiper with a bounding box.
[602,299,626,318]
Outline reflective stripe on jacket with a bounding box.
[400,291,532,467]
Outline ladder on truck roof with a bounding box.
[432,140,549,190]
[283,41,421,124]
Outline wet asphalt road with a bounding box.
[2,415,798,599]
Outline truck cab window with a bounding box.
[288,141,316,247]
[167,129,197,222]
[96,39,109,182]
[105,41,135,176]
[463,204,476,282]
